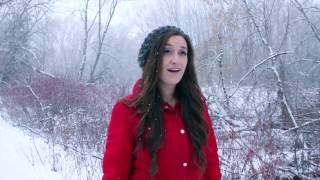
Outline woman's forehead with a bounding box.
[164,35,187,48]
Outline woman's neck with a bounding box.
[158,83,176,107]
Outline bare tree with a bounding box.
[77,0,119,83]
[78,0,91,81]
[200,0,320,178]
[292,0,320,43]
[0,0,54,85]
[78,0,99,81]
[91,0,118,83]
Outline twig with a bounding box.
[286,58,320,65]
[19,60,56,79]
[20,124,103,160]
[25,84,43,109]
[292,0,320,43]
[283,119,320,133]
[272,67,298,128]
[229,52,290,98]
[242,0,300,135]
[217,49,229,105]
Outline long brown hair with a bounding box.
[125,29,209,176]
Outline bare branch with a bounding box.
[242,0,274,54]
[283,118,320,133]
[300,58,320,63]
[242,0,301,139]
[89,0,118,83]
[19,123,103,160]
[34,69,55,79]
[285,58,320,65]
[292,0,320,43]
[217,49,230,106]
[25,84,43,109]
[229,52,290,98]
[0,0,14,7]
[19,59,56,79]
[78,0,90,80]
[278,3,291,51]
[271,66,298,128]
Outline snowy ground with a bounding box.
[0,114,101,180]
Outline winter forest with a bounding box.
[0,0,319,179]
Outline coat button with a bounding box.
[180,129,185,134]
[182,162,188,167]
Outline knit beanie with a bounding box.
[137,25,185,68]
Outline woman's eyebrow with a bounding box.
[164,44,187,49]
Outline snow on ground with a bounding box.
[0,116,63,180]
[0,114,101,180]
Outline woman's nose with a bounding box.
[170,52,179,63]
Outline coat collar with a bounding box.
[162,102,180,112]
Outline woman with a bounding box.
[102,26,221,180]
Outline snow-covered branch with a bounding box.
[18,59,56,79]
[25,84,44,109]
[242,0,301,130]
[242,0,274,54]
[34,69,55,79]
[229,52,290,98]
[292,0,320,43]
[286,58,320,65]
[283,119,320,133]
[271,67,298,128]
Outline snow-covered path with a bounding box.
[0,116,64,180]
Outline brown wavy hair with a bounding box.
[125,30,209,177]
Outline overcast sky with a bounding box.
[52,0,148,39]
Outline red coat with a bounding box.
[102,80,221,180]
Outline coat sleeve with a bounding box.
[203,102,222,180]
[102,101,134,180]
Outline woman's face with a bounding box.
[158,35,188,88]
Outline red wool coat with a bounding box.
[102,80,221,180]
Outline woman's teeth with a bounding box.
[168,69,180,72]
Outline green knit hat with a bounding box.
[137,25,185,67]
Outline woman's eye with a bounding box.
[179,51,187,56]
[164,49,172,54]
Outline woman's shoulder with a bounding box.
[110,98,140,129]
[112,98,137,113]
[111,78,141,115]
[116,79,142,105]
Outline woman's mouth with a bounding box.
[168,68,181,73]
